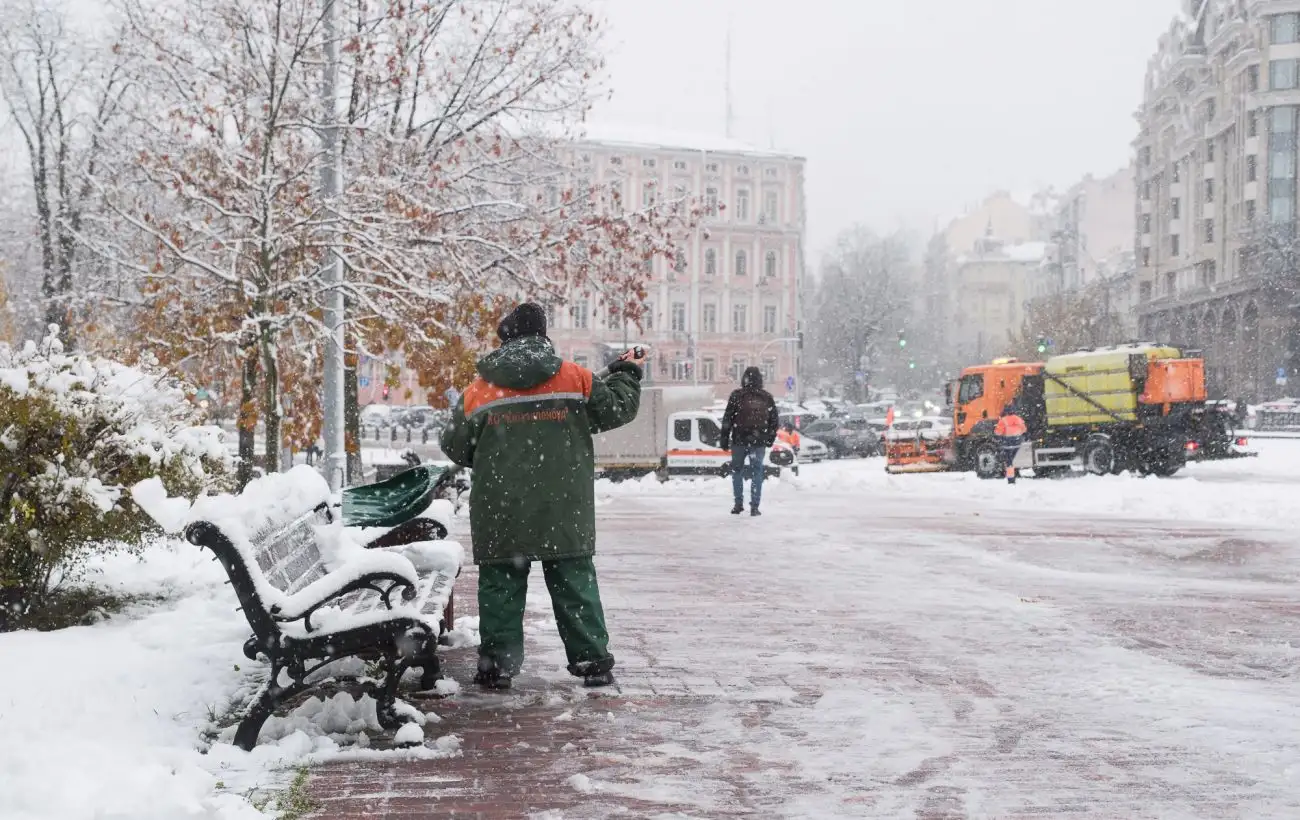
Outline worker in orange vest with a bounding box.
[776,422,801,454]
[993,405,1028,484]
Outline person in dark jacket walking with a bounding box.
[440,303,643,690]
[719,366,779,516]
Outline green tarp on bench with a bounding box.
[341,464,456,529]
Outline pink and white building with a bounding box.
[550,125,808,398]
[357,126,807,406]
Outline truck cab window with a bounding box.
[958,374,984,403]
[674,419,692,442]
[698,417,722,447]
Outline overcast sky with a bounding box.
[589,0,1176,255]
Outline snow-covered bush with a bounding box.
[0,328,232,629]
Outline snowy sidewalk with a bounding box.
[307,459,1300,818]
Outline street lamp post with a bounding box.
[757,336,800,394]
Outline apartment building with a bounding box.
[951,234,1048,363]
[547,125,807,398]
[1135,0,1298,400]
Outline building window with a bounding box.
[704,248,718,276]
[1171,235,1181,256]
[1205,178,1215,202]
[1249,111,1259,138]
[1165,271,1176,295]
[1205,219,1215,243]
[1273,13,1300,44]
[642,157,657,168]
[1249,64,1261,92]
[1272,59,1299,90]
[1247,199,1258,221]
[642,182,656,209]
[705,187,719,217]
[1172,198,1181,219]
[701,357,716,382]
[732,303,748,333]
[573,354,589,368]
[1141,180,1152,200]
[705,161,720,174]
[642,302,654,331]
[1141,247,1152,267]
[1202,260,1217,287]
[730,356,747,380]
[1140,281,1153,301]
[571,299,589,330]
[609,180,625,214]
[762,359,777,386]
[737,164,750,176]
[670,302,687,333]
[1173,161,1181,183]
[764,250,778,278]
[1271,190,1295,223]
[763,190,778,222]
[702,303,717,334]
[610,155,624,166]
[579,152,592,165]
[1205,99,1216,122]
[763,305,778,334]
[673,160,688,171]
[1248,155,1258,182]
[1141,214,1152,234]
[1206,139,1215,162]
[735,189,750,221]
[735,249,748,277]
[1140,146,1152,167]
[764,168,778,179]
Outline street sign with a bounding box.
[785,376,796,391]
[358,376,370,388]
[1278,367,1288,380]
[854,371,865,384]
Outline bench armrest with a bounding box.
[272,552,421,631]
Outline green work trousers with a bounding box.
[477,556,613,678]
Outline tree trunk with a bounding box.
[236,338,259,489]
[260,326,282,473]
[344,319,362,484]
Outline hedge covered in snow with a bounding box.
[0,328,232,628]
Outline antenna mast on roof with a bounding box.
[725,16,734,138]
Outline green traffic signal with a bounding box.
[908,360,916,369]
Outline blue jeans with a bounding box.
[730,445,767,506]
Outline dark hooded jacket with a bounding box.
[440,335,641,564]
[720,366,779,449]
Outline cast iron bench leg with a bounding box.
[233,661,309,752]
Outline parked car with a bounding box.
[799,436,829,463]
[882,416,953,444]
[360,404,395,427]
[801,417,881,458]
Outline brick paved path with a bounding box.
[309,483,1300,819]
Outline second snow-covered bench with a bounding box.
[176,467,462,750]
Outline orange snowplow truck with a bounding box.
[948,344,1208,479]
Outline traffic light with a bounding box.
[908,360,916,370]
[1036,338,1048,355]
[897,330,907,348]
[797,330,804,350]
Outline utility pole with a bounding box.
[724,18,734,138]
[320,0,346,492]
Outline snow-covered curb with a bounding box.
[0,540,467,820]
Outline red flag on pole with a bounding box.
[885,406,895,428]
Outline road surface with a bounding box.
[309,445,1300,818]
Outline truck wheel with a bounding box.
[1083,438,1116,476]
[974,443,1001,480]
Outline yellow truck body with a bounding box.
[1044,345,1182,427]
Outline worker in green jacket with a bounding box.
[440,303,643,690]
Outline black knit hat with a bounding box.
[497,302,548,342]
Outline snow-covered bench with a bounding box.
[172,468,462,751]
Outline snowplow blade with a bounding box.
[885,435,955,474]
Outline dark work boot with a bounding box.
[750,505,761,517]
[474,658,512,690]
[583,670,616,688]
[731,501,744,515]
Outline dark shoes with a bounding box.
[750,506,761,516]
[582,670,617,688]
[731,502,744,515]
[474,663,513,690]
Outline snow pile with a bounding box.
[0,536,465,820]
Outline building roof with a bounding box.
[576,122,803,160]
[955,239,1048,266]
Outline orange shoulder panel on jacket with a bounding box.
[462,362,593,416]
